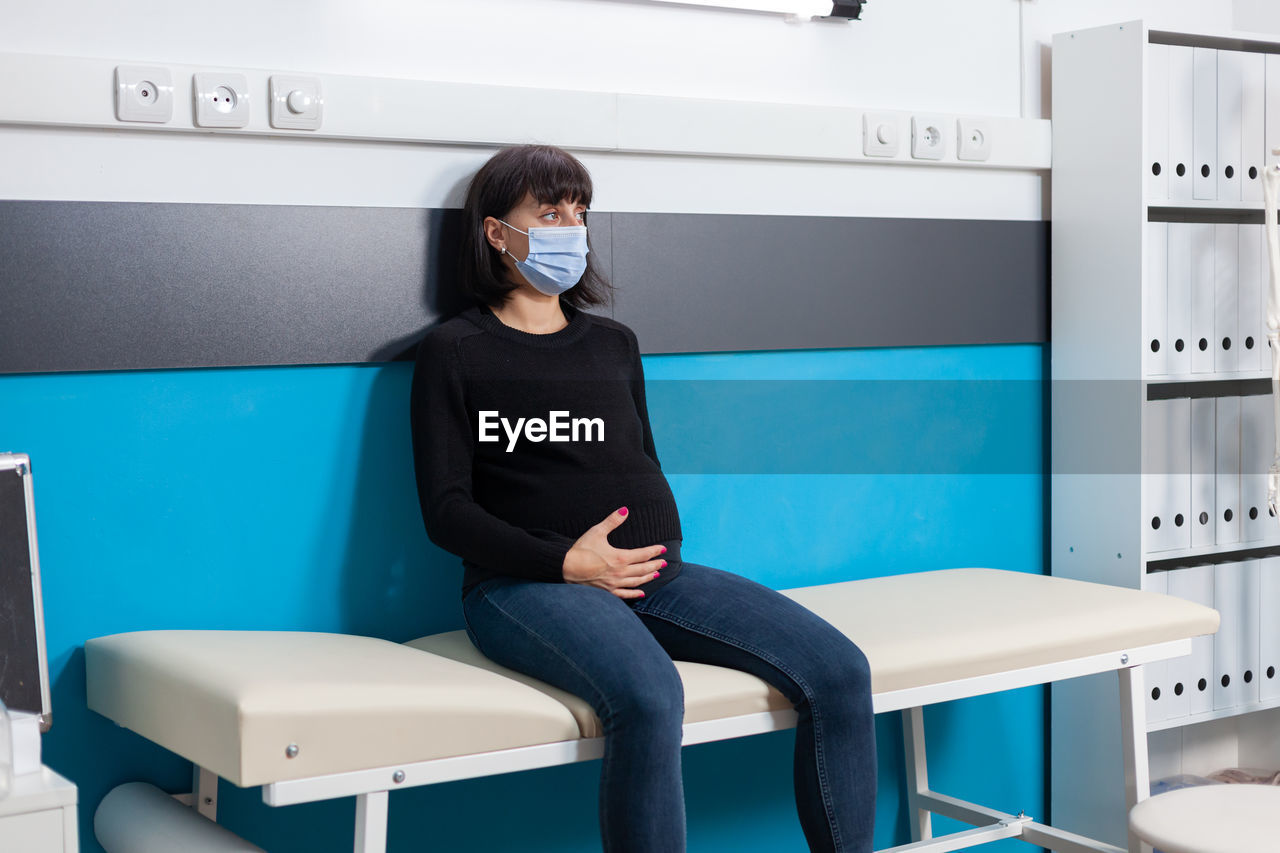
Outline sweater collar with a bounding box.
[469,300,592,348]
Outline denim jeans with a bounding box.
[461,539,877,852]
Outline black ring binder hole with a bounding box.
[1150,339,1160,352]
[1151,517,1161,529]
[1198,678,1207,691]
[1177,164,1186,176]
[1152,162,1162,176]
[1244,670,1253,683]
[1151,687,1161,701]
[1268,666,1276,679]
[1221,674,1230,687]
[1201,164,1210,177]
[1225,165,1234,179]
[1174,514,1185,526]
[1223,337,1231,350]
[1250,507,1258,520]
[1199,511,1209,525]
[1224,508,1233,522]
[1246,336,1255,349]
[1198,338,1208,351]
[1175,339,1185,352]
[1174,683,1184,696]
[1249,166,1259,180]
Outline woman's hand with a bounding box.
[562,507,668,599]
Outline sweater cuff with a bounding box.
[532,536,573,583]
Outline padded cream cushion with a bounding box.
[407,631,791,739]
[86,569,1218,788]
[780,568,1219,694]
[86,631,582,787]
[1129,784,1280,853]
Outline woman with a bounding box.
[409,144,876,852]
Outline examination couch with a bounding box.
[85,568,1218,853]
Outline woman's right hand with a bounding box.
[562,507,668,599]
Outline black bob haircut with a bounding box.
[459,144,614,309]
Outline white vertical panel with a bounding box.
[1241,558,1262,707]
[1241,51,1266,203]
[1215,224,1240,374]
[1168,222,1193,375]
[1147,42,1170,202]
[1213,560,1244,710]
[1239,223,1264,373]
[1268,54,1280,172]
[1215,395,1241,546]
[1193,47,1218,200]
[1239,392,1274,542]
[1190,223,1216,374]
[1146,222,1169,376]
[1169,46,1196,202]
[1168,564,1214,719]
[1216,49,1243,202]
[1144,570,1170,724]
[1191,397,1217,548]
[1260,557,1280,702]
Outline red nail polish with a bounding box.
[653,572,661,579]
[638,591,645,597]
[660,546,667,554]
[661,560,668,568]
[619,507,628,516]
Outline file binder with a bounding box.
[1168,222,1193,375]
[1147,42,1170,202]
[1215,394,1242,546]
[1191,397,1216,548]
[1144,569,1170,723]
[1168,563,1215,716]
[1213,560,1245,710]
[1143,397,1191,553]
[1241,51,1266,203]
[1170,46,1196,201]
[1146,222,1169,376]
[1238,224,1264,374]
[1190,222,1216,374]
[1268,55,1280,171]
[1261,556,1280,702]
[1216,49,1243,203]
[1215,224,1240,374]
[1239,392,1274,542]
[1193,47,1218,200]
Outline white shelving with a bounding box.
[1051,19,1280,848]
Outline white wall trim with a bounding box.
[0,51,1051,170]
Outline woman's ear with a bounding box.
[482,217,507,253]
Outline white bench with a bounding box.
[85,568,1219,853]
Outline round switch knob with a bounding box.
[287,89,314,114]
[876,124,897,146]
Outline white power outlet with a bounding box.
[269,75,323,131]
[957,118,992,161]
[192,72,250,128]
[862,113,899,157]
[910,115,948,161]
[114,65,173,123]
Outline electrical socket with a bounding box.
[192,72,250,128]
[957,118,992,161]
[114,65,173,123]
[910,115,948,161]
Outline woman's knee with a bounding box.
[800,637,873,703]
[603,661,685,732]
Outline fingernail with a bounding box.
[618,507,628,516]
[638,591,645,597]
[653,571,661,579]
[660,546,667,554]
[661,560,667,568]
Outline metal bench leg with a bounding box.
[1117,665,1150,853]
[902,706,933,842]
[354,791,389,853]
[194,765,218,821]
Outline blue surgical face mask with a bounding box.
[498,220,589,296]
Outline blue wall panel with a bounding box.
[0,340,1044,852]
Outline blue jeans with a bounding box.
[461,539,877,852]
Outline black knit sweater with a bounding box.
[410,300,684,598]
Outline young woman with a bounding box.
[410,144,876,853]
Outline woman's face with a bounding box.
[484,192,588,284]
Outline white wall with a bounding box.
[0,1,1252,221]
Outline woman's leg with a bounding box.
[630,561,877,853]
[463,576,687,853]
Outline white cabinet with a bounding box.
[0,767,78,852]
[1051,19,1280,848]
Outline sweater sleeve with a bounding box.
[626,327,663,471]
[409,331,573,583]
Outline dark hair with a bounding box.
[459,144,613,309]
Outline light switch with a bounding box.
[270,75,323,131]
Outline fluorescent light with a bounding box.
[635,0,834,17]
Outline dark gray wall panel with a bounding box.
[0,201,1045,374]
[611,213,1049,354]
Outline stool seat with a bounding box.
[1129,784,1280,853]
